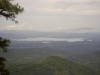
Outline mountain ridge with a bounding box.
[10,56,99,75]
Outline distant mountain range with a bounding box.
[0,30,100,40]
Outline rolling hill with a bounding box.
[10,56,99,75]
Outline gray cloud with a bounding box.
[1,0,100,32]
[71,27,94,31]
[16,0,100,16]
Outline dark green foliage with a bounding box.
[0,37,10,75]
[0,57,10,75]
[0,37,10,52]
[0,0,24,74]
[0,0,24,23]
[10,56,99,75]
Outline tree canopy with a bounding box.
[0,37,10,52]
[0,0,24,75]
[0,0,24,23]
[0,37,10,75]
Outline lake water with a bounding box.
[12,37,92,42]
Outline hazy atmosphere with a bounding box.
[1,0,100,32]
[0,0,100,75]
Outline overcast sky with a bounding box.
[1,0,100,33]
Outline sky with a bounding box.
[0,0,100,33]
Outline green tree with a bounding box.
[0,37,10,75]
[0,37,10,52]
[0,0,24,23]
[0,0,24,75]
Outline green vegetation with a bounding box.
[10,56,99,75]
[0,0,24,75]
[0,37,10,75]
[0,0,24,23]
[0,37,10,51]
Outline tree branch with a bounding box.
[0,9,12,19]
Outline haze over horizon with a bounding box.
[1,0,100,33]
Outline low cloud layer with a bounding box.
[0,23,33,30]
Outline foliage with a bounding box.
[0,37,10,52]
[0,0,24,75]
[10,56,99,75]
[0,57,10,75]
[0,37,10,75]
[0,0,24,23]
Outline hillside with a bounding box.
[10,56,99,75]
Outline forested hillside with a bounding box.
[10,56,99,75]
